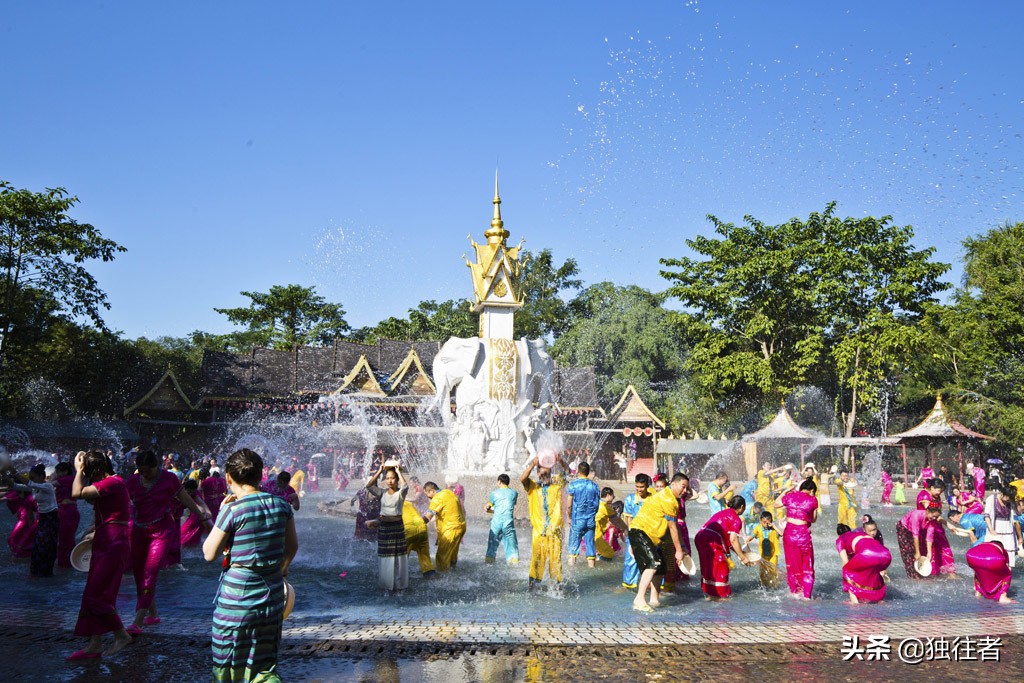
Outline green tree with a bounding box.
[660,211,824,400]
[0,182,125,378]
[513,248,582,339]
[813,207,949,436]
[910,222,1024,446]
[214,284,349,350]
[552,283,686,417]
[661,204,949,437]
[351,299,477,343]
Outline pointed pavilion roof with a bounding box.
[607,384,665,428]
[465,172,524,312]
[124,369,196,416]
[330,354,386,396]
[744,403,817,441]
[890,394,994,441]
[386,348,436,396]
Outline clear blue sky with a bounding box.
[3,2,1021,339]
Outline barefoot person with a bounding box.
[628,473,689,612]
[68,450,133,659]
[777,478,819,600]
[896,500,944,578]
[422,480,467,572]
[621,474,651,589]
[695,496,755,599]
[966,540,1015,603]
[204,448,298,683]
[485,474,519,565]
[566,462,601,568]
[126,450,213,633]
[836,523,892,604]
[521,454,565,590]
[365,462,409,592]
[403,500,435,577]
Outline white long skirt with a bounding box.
[380,554,409,591]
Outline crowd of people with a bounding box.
[2,444,1022,681]
[349,455,1024,614]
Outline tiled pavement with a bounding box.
[2,603,1022,647]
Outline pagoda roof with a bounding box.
[890,395,994,441]
[606,385,665,428]
[331,354,386,396]
[744,404,817,441]
[124,369,196,416]
[386,348,436,396]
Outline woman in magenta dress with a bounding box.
[880,471,893,506]
[179,479,212,547]
[966,541,1014,603]
[307,460,320,492]
[836,523,891,603]
[896,501,954,578]
[54,461,80,569]
[694,496,754,599]
[916,479,944,510]
[777,478,819,599]
[126,451,212,633]
[68,450,133,659]
[5,485,37,558]
[200,469,228,520]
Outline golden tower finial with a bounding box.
[484,169,509,246]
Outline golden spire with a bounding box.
[484,169,509,246]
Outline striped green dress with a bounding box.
[212,491,294,683]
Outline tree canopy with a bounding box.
[661,203,949,436]
[213,284,349,351]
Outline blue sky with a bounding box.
[3,2,1022,339]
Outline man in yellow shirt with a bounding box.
[628,473,689,612]
[423,481,467,572]
[403,500,435,576]
[520,454,565,590]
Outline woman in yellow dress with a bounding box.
[835,470,859,528]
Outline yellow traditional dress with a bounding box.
[290,469,306,495]
[751,523,781,588]
[403,501,434,575]
[593,500,616,560]
[835,477,858,528]
[756,470,776,518]
[428,488,466,572]
[523,477,564,583]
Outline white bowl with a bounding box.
[383,459,400,468]
[71,539,92,572]
[914,556,933,577]
[745,551,762,564]
[679,555,697,576]
[537,449,557,469]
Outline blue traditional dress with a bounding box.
[485,486,519,563]
[212,491,293,683]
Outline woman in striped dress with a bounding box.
[365,463,409,592]
[204,449,298,683]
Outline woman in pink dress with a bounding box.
[200,470,228,520]
[694,496,754,599]
[54,462,80,569]
[966,541,1014,603]
[4,488,37,558]
[68,450,133,659]
[880,471,893,506]
[777,478,819,599]
[125,451,212,633]
[896,501,954,578]
[179,479,212,547]
[916,478,944,510]
[836,524,891,603]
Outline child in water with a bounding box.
[893,480,906,506]
[751,511,781,589]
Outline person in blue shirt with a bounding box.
[707,473,735,515]
[621,474,651,588]
[485,473,519,565]
[948,509,993,547]
[566,462,602,567]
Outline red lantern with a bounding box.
[644,427,653,437]
[622,427,632,437]
[632,427,643,437]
